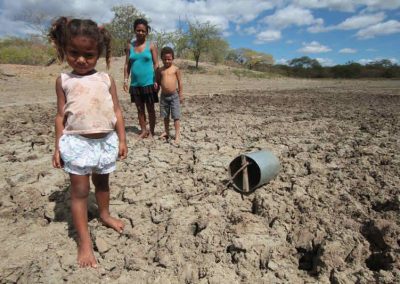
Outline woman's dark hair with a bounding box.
[48,17,112,68]
[161,46,174,59]
[134,18,151,33]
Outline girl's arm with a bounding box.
[109,75,128,160]
[176,68,183,103]
[123,42,131,92]
[53,76,65,168]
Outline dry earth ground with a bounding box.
[0,58,399,283]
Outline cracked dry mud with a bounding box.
[0,60,399,283]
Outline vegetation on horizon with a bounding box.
[0,4,398,78]
[0,37,55,65]
[273,56,400,79]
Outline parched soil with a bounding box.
[0,61,399,283]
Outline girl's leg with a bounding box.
[70,174,97,268]
[92,173,124,233]
[135,100,148,138]
[146,102,156,137]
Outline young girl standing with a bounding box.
[123,18,159,139]
[49,17,128,268]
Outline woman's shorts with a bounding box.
[160,93,181,120]
[129,85,159,104]
[59,132,119,175]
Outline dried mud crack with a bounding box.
[0,85,399,283]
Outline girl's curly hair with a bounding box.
[48,17,112,68]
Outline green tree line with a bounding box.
[273,56,400,78]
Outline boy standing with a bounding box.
[157,47,183,145]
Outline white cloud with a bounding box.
[181,0,276,24]
[356,20,400,38]
[336,12,386,30]
[316,57,335,66]
[358,58,374,65]
[255,29,281,43]
[298,41,331,53]
[294,0,400,12]
[308,12,386,33]
[358,57,398,65]
[0,0,278,36]
[3,0,114,24]
[307,25,332,34]
[275,58,289,65]
[141,0,276,31]
[339,48,357,53]
[222,31,232,37]
[189,14,231,31]
[1,0,117,36]
[262,5,323,29]
[0,12,35,37]
[294,0,356,12]
[243,26,257,35]
[361,0,400,11]
[307,24,332,33]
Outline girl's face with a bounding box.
[134,24,148,40]
[66,36,99,75]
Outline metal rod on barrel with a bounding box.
[241,155,249,192]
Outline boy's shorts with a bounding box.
[160,93,181,120]
[59,132,119,175]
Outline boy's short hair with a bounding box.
[161,46,174,59]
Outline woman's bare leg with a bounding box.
[135,100,148,138]
[146,102,156,137]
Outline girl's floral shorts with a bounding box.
[59,132,119,175]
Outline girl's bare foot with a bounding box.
[78,241,97,268]
[159,132,169,141]
[171,140,180,147]
[174,134,180,145]
[100,215,125,233]
[138,131,149,139]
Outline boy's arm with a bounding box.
[123,42,131,92]
[176,68,183,102]
[53,76,65,168]
[109,76,128,160]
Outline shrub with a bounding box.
[0,37,55,65]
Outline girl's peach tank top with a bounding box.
[61,72,116,134]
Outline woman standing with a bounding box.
[123,18,159,138]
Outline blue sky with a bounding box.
[1,0,399,66]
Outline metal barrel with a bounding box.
[228,150,280,192]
